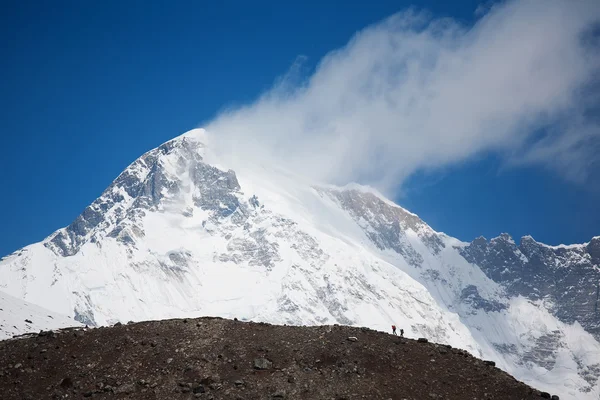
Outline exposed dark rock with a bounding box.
[460,285,507,313]
[321,189,445,266]
[59,377,73,388]
[192,385,205,394]
[253,357,273,370]
[523,330,562,370]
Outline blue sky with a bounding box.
[1,0,598,256]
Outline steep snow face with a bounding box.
[0,128,598,399]
[0,291,82,340]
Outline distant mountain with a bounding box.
[0,128,598,399]
[461,233,600,338]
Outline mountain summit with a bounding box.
[1,129,599,399]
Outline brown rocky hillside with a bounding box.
[0,317,560,399]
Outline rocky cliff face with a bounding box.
[0,128,598,399]
[460,234,600,339]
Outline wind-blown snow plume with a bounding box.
[207,0,600,194]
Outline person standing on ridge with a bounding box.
[392,325,397,335]
[400,328,404,337]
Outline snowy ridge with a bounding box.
[520,234,599,250]
[0,128,599,399]
[0,291,82,340]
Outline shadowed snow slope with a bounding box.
[0,129,598,399]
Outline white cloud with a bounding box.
[206,0,600,195]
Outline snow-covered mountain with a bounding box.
[0,290,82,340]
[1,128,598,399]
[461,233,600,338]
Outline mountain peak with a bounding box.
[491,233,515,245]
[1,128,600,399]
[174,127,207,142]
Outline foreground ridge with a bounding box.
[0,317,558,400]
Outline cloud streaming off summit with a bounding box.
[208,0,600,193]
[0,1,599,400]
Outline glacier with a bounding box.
[0,128,599,399]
